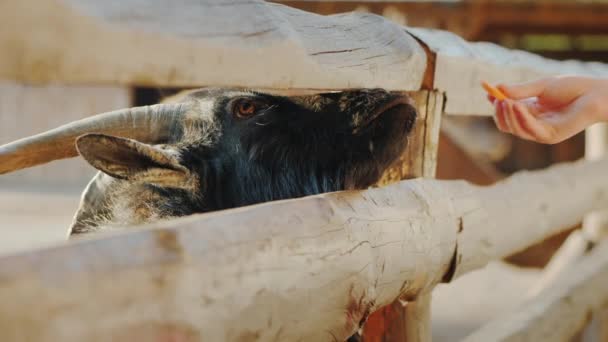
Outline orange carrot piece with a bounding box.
[481,81,508,101]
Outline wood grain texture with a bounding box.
[525,123,608,340]
[406,28,608,116]
[451,157,608,279]
[367,91,443,342]
[522,125,607,301]
[0,158,607,341]
[0,0,425,90]
[5,0,608,115]
[464,239,608,342]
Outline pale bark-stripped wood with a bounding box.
[583,308,608,342]
[0,0,426,90]
[463,238,608,342]
[469,123,608,342]
[527,230,591,298]
[404,292,432,342]
[530,123,608,297]
[525,123,608,341]
[0,158,608,341]
[4,0,608,114]
[401,92,443,342]
[586,123,608,161]
[421,92,442,178]
[405,28,608,116]
[402,92,443,342]
[364,91,443,342]
[450,157,608,279]
[583,123,608,255]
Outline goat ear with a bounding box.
[76,134,193,189]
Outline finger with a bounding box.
[501,101,516,133]
[498,78,552,100]
[493,100,509,132]
[511,102,550,142]
[487,94,496,103]
[514,101,579,144]
[506,101,536,141]
[519,97,545,117]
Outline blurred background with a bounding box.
[1,0,607,340]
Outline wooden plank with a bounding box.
[402,92,443,342]
[0,0,426,90]
[405,28,608,116]
[463,239,608,342]
[422,92,443,178]
[404,292,432,342]
[450,158,608,279]
[0,158,607,340]
[582,123,608,342]
[0,81,131,187]
[5,0,608,107]
[366,91,443,342]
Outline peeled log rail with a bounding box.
[4,0,608,117]
[0,0,427,90]
[404,28,608,116]
[0,158,607,341]
[463,239,608,342]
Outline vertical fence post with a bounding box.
[362,91,444,342]
[404,292,432,342]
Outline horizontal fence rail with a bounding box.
[3,0,608,116]
[1,0,428,90]
[464,239,608,342]
[0,158,607,341]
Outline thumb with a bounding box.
[498,78,551,100]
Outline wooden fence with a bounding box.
[2,0,608,341]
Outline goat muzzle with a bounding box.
[352,94,415,134]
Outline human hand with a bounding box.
[487,76,608,144]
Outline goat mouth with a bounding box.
[353,96,413,133]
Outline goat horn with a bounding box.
[0,102,189,174]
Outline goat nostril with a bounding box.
[354,96,413,130]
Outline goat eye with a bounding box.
[234,100,258,118]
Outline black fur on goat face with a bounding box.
[65,88,417,233]
[193,88,417,210]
